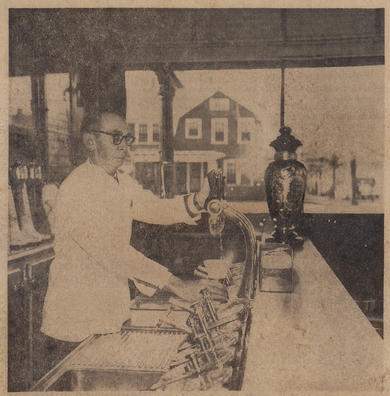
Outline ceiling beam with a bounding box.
[9,9,384,77]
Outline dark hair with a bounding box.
[80,112,103,134]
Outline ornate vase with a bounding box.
[264,126,306,247]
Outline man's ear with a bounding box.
[83,133,96,152]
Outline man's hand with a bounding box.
[165,275,228,303]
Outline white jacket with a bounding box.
[41,160,200,342]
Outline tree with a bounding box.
[328,153,343,199]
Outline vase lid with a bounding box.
[270,126,302,153]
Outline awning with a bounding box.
[131,149,160,162]
[174,150,226,163]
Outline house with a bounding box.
[128,91,267,200]
[174,91,266,199]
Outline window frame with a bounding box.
[138,123,148,143]
[185,118,203,139]
[211,117,228,144]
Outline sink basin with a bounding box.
[47,368,163,391]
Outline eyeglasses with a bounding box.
[90,130,136,146]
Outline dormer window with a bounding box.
[211,118,228,144]
[185,118,202,139]
[209,98,229,111]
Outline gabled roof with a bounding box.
[179,91,259,121]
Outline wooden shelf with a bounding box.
[8,240,55,275]
[8,240,54,262]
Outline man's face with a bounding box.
[92,114,131,175]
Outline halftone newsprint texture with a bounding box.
[2,1,389,395]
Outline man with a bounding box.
[41,112,225,358]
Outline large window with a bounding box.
[185,118,202,139]
[211,118,228,144]
[285,66,384,213]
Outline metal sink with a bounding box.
[32,327,187,392]
[46,368,163,391]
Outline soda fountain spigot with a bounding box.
[205,169,226,238]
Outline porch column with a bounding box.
[155,66,182,198]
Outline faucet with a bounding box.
[205,170,258,299]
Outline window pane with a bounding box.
[128,123,135,135]
[46,73,69,134]
[176,162,187,194]
[215,122,225,132]
[45,74,72,176]
[215,131,225,142]
[286,66,384,213]
[9,76,32,119]
[211,118,227,144]
[139,133,147,142]
[190,162,201,192]
[241,132,251,141]
[152,124,160,142]
[241,173,251,185]
[203,162,208,176]
[139,124,148,142]
[9,76,34,164]
[227,163,236,184]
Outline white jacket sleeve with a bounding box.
[129,178,201,225]
[55,187,172,290]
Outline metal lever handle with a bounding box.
[205,169,225,208]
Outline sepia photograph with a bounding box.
[5,5,385,393]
